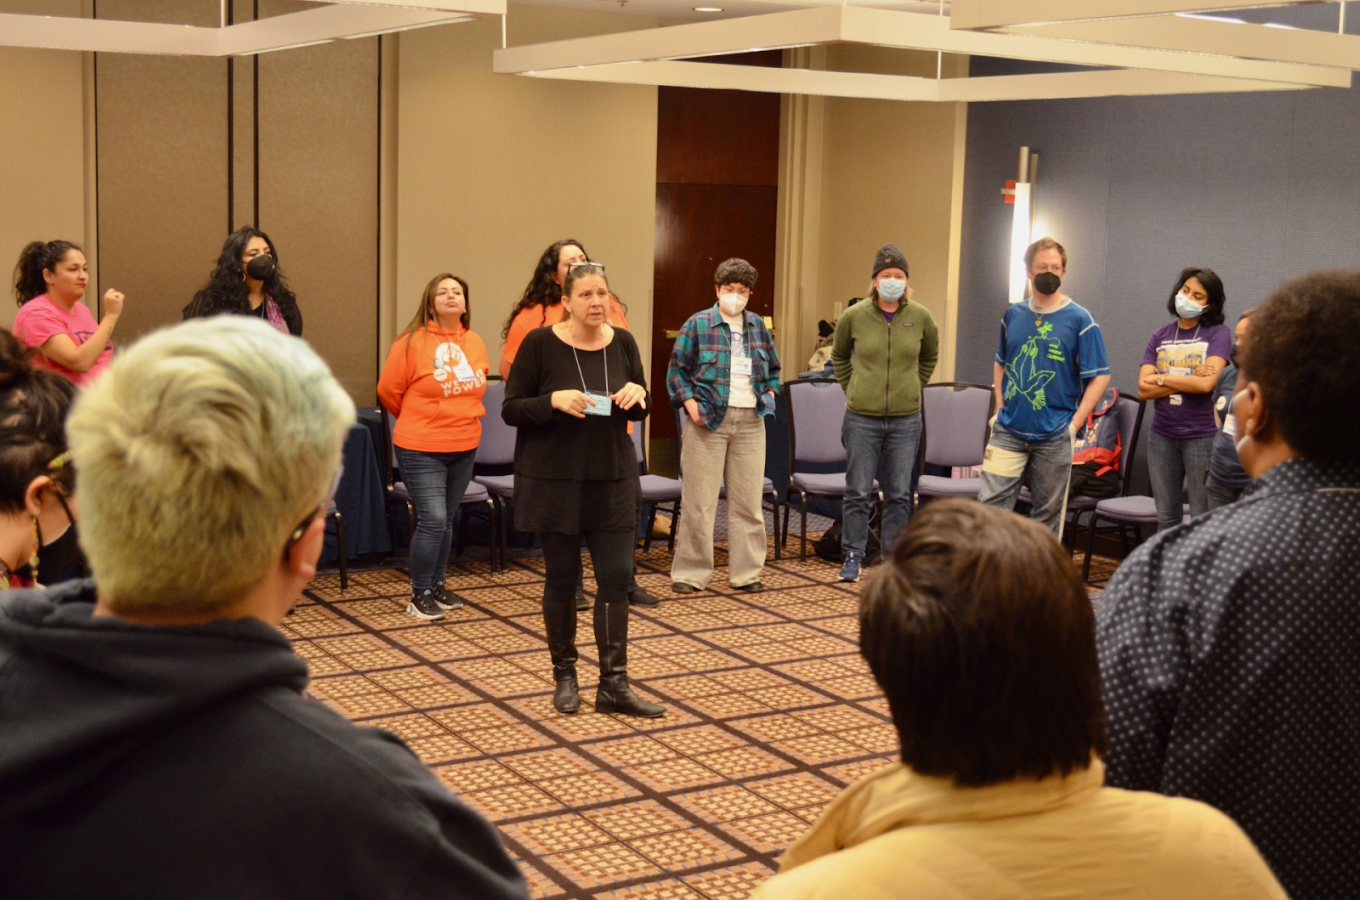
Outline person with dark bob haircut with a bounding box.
[1100,270,1360,900]
[753,500,1284,900]
[183,226,303,336]
[0,329,83,589]
[1137,267,1231,530]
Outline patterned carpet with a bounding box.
[294,537,1117,899]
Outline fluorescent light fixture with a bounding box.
[1175,13,1245,23]
[1009,182,1032,305]
[693,7,724,12]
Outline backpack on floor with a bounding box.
[813,507,882,565]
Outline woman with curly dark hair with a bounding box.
[183,226,303,336]
[498,239,627,380]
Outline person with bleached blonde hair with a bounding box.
[0,317,528,900]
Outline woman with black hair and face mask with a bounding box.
[1137,267,1232,531]
[0,328,85,588]
[184,226,303,337]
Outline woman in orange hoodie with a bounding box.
[378,274,489,621]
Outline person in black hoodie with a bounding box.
[0,317,527,900]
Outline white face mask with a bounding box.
[718,292,748,316]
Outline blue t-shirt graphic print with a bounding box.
[995,298,1110,441]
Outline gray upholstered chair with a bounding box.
[916,382,995,503]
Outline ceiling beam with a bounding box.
[525,59,1308,102]
[999,16,1360,71]
[950,0,1323,30]
[495,8,1349,88]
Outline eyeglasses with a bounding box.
[568,262,605,275]
[284,464,344,553]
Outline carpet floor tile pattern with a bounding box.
[297,538,1118,899]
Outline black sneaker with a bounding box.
[628,585,661,608]
[406,589,446,621]
[431,583,463,611]
[732,581,764,593]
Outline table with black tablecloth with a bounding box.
[321,420,392,563]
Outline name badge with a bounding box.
[731,356,753,377]
[1169,366,1192,377]
[453,356,477,383]
[583,391,612,416]
[1223,412,1237,437]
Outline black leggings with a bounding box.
[540,530,634,607]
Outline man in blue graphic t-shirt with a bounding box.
[979,237,1111,537]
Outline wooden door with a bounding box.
[650,57,782,440]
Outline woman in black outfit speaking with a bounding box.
[503,262,663,719]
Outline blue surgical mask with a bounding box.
[877,278,906,302]
[1175,292,1205,320]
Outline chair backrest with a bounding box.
[920,382,995,470]
[786,378,847,470]
[629,419,649,475]
[1114,395,1146,496]
[475,381,515,467]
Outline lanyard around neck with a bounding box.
[568,332,609,396]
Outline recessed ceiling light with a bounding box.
[693,7,724,12]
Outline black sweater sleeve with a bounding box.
[502,329,558,427]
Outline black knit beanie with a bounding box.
[872,243,908,278]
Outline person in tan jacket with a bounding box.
[752,500,1284,900]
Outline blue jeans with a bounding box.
[841,410,922,557]
[1147,432,1213,531]
[394,447,477,592]
[977,426,1072,537]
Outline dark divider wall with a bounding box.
[956,26,1360,494]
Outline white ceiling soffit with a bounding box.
[0,0,503,56]
[493,6,1350,101]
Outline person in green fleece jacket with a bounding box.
[830,243,938,583]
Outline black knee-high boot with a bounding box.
[593,599,664,718]
[543,599,580,714]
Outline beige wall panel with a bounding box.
[0,40,87,332]
[95,0,227,345]
[814,50,969,382]
[395,6,659,380]
[257,30,379,405]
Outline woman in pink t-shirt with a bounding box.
[11,240,122,387]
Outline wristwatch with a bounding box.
[1157,374,1166,387]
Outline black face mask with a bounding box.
[1032,272,1061,295]
[245,254,276,281]
[35,494,88,586]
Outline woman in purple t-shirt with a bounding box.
[1137,268,1233,532]
[11,240,122,387]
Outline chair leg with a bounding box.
[1119,524,1132,557]
[332,510,348,593]
[1083,513,1099,583]
[800,492,810,562]
[769,492,782,562]
[644,503,656,552]
[782,497,791,549]
[456,505,471,558]
[498,497,510,573]
[668,502,680,553]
